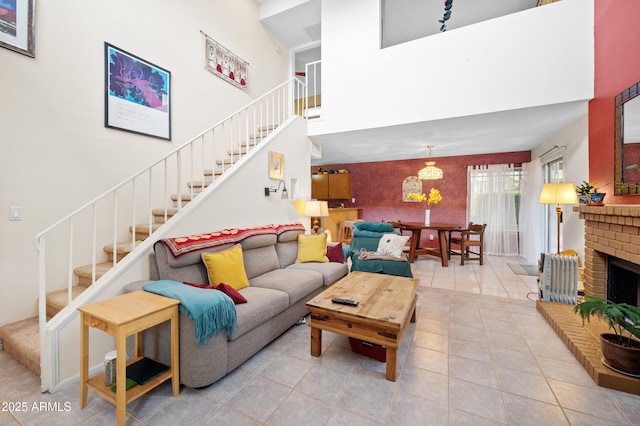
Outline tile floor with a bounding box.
[1,255,640,425]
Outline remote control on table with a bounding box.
[331,298,359,306]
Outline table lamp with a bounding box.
[538,182,578,253]
[304,200,329,234]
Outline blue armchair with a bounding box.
[349,222,413,278]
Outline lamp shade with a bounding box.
[418,145,443,180]
[418,161,444,180]
[303,200,329,217]
[539,183,578,205]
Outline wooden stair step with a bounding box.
[46,286,87,318]
[0,317,40,376]
[74,262,113,287]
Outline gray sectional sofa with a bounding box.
[124,224,348,388]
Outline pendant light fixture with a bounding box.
[418,145,443,180]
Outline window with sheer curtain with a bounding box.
[467,164,521,256]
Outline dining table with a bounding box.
[388,221,462,267]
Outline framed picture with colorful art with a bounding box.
[0,0,35,57]
[104,42,172,140]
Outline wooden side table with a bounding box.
[78,290,180,426]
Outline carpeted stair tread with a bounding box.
[256,124,278,132]
[104,241,140,262]
[187,179,213,191]
[74,262,114,287]
[0,317,40,376]
[129,223,163,238]
[171,193,197,202]
[215,157,236,166]
[46,286,87,318]
[227,142,259,155]
[152,208,178,223]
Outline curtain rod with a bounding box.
[463,163,522,169]
[200,30,250,65]
[539,145,566,159]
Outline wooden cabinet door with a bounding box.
[328,174,352,199]
[312,173,352,199]
[311,174,329,199]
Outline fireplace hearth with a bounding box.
[536,205,640,395]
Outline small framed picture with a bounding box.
[0,0,36,57]
[269,151,284,180]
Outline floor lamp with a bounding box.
[538,182,578,253]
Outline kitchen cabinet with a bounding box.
[311,173,352,200]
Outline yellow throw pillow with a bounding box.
[201,244,250,291]
[296,234,329,263]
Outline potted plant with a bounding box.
[573,295,640,376]
[575,181,606,205]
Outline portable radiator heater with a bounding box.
[539,253,579,304]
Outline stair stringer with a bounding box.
[41,116,311,392]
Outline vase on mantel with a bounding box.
[424,209,431,225]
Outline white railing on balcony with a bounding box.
[36,78,305,388]
[294,60,321,119]
[305,60,321,118]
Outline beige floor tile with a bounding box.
[3,256,640,426]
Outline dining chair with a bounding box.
[448,223,487,265]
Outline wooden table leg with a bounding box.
[385,347,398,381]
[170,308,180,396]
[437,230,449,267]
[79,316,88,409]
[116,331,127,426]
[310,327,322,357]
[408,229,421,263]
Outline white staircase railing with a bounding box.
[35,77,305,385]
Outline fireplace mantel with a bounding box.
[574,204,640,297]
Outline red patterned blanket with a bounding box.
[161,223,305,257]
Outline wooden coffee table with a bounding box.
[306,271,417,381]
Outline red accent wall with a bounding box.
[590,1,640,204]
[314,151,530,247]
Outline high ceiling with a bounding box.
[256,0,588,165]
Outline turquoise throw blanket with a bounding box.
[143,280,237,346]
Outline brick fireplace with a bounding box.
[535,205,640,395]
[576,205,640,300]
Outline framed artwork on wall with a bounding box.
[402,176,422,201]
[104,42,172,140]
[269,151,284,180]
[0,0,35,57]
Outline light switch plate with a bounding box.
[10,207,22,221]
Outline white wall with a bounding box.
[312,0,593,136]
[0,0,289,325]
[533,114,590,263]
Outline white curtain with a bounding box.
[467,164,519,256]
[519,158,545,264]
